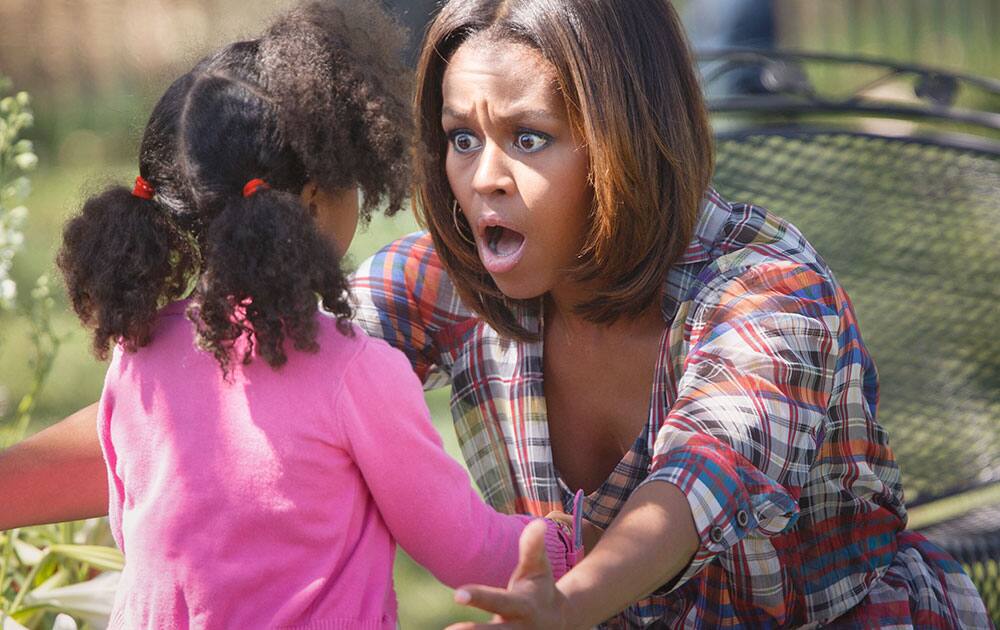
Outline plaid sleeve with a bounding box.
[349,232,470,388]
[643,261,842,589]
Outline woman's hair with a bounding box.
[414,0,714,340]
[58,0,412,373]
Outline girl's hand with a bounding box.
[446,520,572,630]
[544,509,572,528]
[545,510,605,554]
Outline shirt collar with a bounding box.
[659,188,733,322]
[674,188,732,266]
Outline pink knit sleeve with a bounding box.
[335,337,576,588]
[96,347,126,552]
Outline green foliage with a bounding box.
[0,77,35,313]
[0,77,68,448]
[1,522,122,630]
[1,77,119,630]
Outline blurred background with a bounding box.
[1,0,998,627]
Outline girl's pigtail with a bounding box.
[58,186,195,359]
[192,187,351,374]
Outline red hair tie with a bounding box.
[242,178,270,198]
[132,175,155,200]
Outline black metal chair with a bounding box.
[700,49,1000,623]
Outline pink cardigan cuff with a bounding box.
[542,518,583,580]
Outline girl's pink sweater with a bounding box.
[99,302,573,629]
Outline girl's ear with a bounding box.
[300,180,320,217]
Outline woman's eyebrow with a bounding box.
[442,105,560,125]
[441,105,469,120]
[498,109,560,125]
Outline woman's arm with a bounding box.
[0,402,108,529]
[447,264,845,627]
[448,481,698,630]
[350,232,472,389]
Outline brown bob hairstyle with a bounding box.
[413,0,714,340]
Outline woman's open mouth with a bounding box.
[478,224,526,274]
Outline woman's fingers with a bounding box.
[454,585,529,618]
[449,520,568,629]
[510,519,551,582]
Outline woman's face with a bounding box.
[442,39,592,302]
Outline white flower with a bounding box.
[13,152,37,171]
[9,206,27,222]
[31,275,51,300]
[25,571,120,630]
[52,614,79,630]
[5,176,31,202]
[0,278,16,308]
[1,614,29,630]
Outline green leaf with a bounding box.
[47,545,124,572]
[29,567,70,595]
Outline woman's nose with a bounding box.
[471,141,515,197]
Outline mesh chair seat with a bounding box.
[712,128,1000,622]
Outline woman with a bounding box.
[1,0,989,627]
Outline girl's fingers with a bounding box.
[544,510,571,523]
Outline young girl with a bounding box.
[54,2,578,628]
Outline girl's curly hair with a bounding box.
[57,0,412,374]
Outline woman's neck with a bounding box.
[543,290,664,346]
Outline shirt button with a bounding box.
[710,526,724,544]
[736,509,750,527]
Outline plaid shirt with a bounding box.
[350,191,989,628]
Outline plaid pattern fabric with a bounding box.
[350,191,990,628]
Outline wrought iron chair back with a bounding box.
[702,49,1000,621]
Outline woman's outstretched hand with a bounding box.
[445,519,571,630]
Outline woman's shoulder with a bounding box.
[662,191,848,328]
[350,231,476,330]
[694,190,837,286]
[352,230,441,283]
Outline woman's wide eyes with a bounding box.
[448,130,551,154]
[450,131,482,153]
[515,131,549,153]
